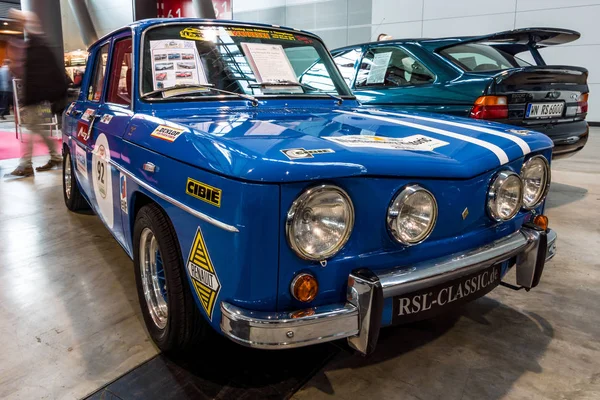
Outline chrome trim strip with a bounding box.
[378,230,532,298]
[108,160,239,233]
[220,302,359,349]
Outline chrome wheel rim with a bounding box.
[139,227,168,329]
[64,154,72,199]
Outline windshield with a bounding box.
[440,43,531,72]
[141,23,352,99]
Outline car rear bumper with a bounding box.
[220,226,557,354]
[514,119,589,159]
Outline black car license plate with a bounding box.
[392,264,501,324]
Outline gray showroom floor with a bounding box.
[0,128,598,399]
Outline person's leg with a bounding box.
[10,124,35,176]
[0,92,8,118]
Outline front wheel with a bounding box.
[63,149,89,211]
[133,203,209,351]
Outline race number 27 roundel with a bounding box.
[92,133,114,229]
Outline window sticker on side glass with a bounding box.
[149,39,208,93]
[240,42,302,94]
[366,52,393,85]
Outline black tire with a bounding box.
[133,203,209,352]
[63,149,89,211]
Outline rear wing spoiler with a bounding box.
[437,28,580,65]
[439,28,580,50]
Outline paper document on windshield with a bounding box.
[241,42,302,94]
[366,51,392,85]
[149,39,208,95]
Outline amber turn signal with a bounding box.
[291,273,318,303]
[533,215,549,231]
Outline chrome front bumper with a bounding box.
[221,227,557,354]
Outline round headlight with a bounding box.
[521,156,550,209]
[487,171,523,221]
[387,185,437,245]
[286,185,354,261]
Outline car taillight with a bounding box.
[470,95,508,119]
[577,93,589,114]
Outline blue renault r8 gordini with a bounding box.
[327,28,589,159]
[62,18,557,355]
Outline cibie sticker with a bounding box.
[186,178,221,207]
[81,108,95,122]
[120,173,128,215]
[324,134,449,151]
[186,227,221,320]
[100,114,113,124]
[75,145,87,178]
[92,133,113,229]
[281,148,335,160]
[150,125,185,142]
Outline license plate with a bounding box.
[392,264,501,324]
[526,102,564,119]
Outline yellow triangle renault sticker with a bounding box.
[186,227,221,320]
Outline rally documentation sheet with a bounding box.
[149,39,208,93]
[241,42,302,94]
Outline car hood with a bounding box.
[127,107,553,183]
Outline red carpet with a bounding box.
[0,129,62,161]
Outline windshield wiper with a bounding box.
[141,83,259,106]
[249,80,343,105]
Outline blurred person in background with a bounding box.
[377,33,393,41]
[8,9,68,177]
[0,59,13,120]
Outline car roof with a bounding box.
[90,18,321,50]
[332,27,580,53]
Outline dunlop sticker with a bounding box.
[150,125,185,142]
[187,227,221,320]
[186,178,222,207]
[324,134,449,151]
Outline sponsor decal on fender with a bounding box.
[81,108,95,122]
[186,227,221,320]
[120,173,128,214]
[325,134,448,151]
[186,178,222,207]
[75,145,87,178]
[150,125,185,142]
[100,114,113,124]
[66,102,76,116]
[281,148,335,160]
[77,121,90,142]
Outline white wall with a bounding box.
[233,0,600,121]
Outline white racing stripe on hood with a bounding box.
[367,109,531,155]
[335,110,509,165]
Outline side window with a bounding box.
[88,44,109,102]
[356,46,435,88]
[106,37,133,106]
[332,49,362,85]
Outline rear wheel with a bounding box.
[133,203,208,351]
[63,149,89,211]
